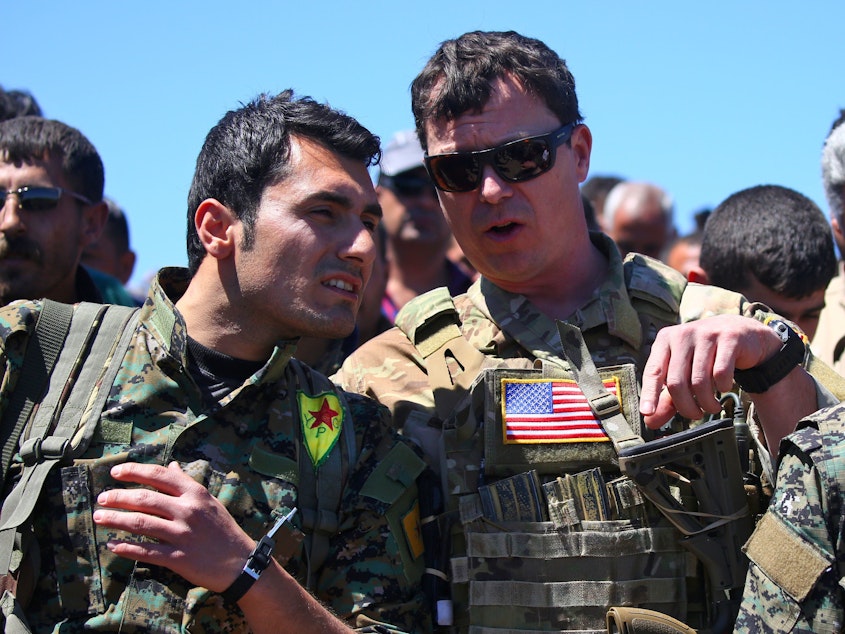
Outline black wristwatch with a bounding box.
[734,319,806,393]
[221,508,297,604]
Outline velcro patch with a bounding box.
[501,377,618,444]
[402,500,424,560]
[743,511,831,602]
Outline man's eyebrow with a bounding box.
[305,190,382,220]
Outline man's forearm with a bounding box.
[239,561,355,634]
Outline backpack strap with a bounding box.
[0,302,139,576]
[0,300,73,485]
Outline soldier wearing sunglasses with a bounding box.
[376,130,473,324]
[335,30,844,633]
[0,116,109,306]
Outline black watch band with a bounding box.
[734,319,806,393]
[221,534,275,604]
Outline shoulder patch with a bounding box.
[624,253,686,315]
[298,391,343,468]
[395,286,458,344]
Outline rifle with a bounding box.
[615,417,753,633]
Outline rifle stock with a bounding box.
[616,417,753,632]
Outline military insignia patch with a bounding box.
[501,377,618,444]
[298,391,343,468]
[401,500,424,560]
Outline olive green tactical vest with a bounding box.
[396,257,718,633]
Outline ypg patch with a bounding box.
[501,377,618,444]
[298,391,343,468]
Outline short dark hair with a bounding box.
[103,197,131,254]
[0,116,104,204]
[410,30,582,151]
[0,86,43,121]
[700,185,836,298]
[186,90,381,274]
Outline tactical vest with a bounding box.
[396,257,720,633]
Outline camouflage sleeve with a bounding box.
[333,327,434,432]
[315,393,431,633]
[734,409,845,633]
[0,300,41,424]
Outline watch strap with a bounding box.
[734,320,805,393]
[221,534,275,603]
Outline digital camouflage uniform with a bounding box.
[0,267,429,634]
[735,401,845,633]
[334,233,842,633]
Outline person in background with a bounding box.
[0,116,108,305]
[603,180,676,260]
[663,208,710,278]
[814,109,845,372]
[689,184,836,341]
[0,85,42,121]
[377,130,472,323]
[580,173,624,231]
[335,29,841,633]
[82,197,143,306]
[0,91,428,632]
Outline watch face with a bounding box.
[771,320,790,343]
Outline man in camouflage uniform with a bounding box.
[0,92,429,632]
[735,400,845,632]
[334,31,841,633]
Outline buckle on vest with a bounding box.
[19,436,71,466]
[590,393,621,418]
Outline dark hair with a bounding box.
[0,86,43,121]
[410,30,582,151]
[186,90,381,274]
[0,116,104,203]
[103,197,131,254]
[700,185,836,298]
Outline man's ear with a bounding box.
[117,249,137,286]
[195,198,238,260]
[571,124,593,183]
[687,265,709,284]
[81,200,108,247]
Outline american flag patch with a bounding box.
[501,378,619,444]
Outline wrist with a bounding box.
[734,319,806,393]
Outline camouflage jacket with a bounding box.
[0,267,429,634]
[734,402,845,633]
[335,233,837,434]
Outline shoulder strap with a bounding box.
[292,361,357,589]
[0,302,139,575]
[395,287,488,420]
[624,254,687,342]
[0,300,73,485]
[557,321,644,456]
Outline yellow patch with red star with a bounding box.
[298,391,343,468]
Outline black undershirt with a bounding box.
[186,336,264,402]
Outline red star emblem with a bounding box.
[309,398,338,431]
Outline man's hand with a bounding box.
[93,461,254,593]
[639,314,787,429]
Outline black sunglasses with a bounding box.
[379,173,437,199]
[424,122,578,193]
[0,186,93,212]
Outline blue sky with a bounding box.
[5,1,843,290]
